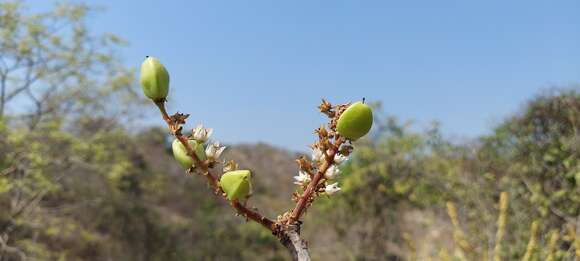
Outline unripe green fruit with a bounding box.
[337,101,373,140]
[171,139,206,169]
[140,56,169,101]
[220,170,252,201]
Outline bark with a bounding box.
[279,224,310,261]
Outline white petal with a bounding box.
[325,182,341,195]
[334,154,348,164]
[293,171,311,185]
[324,165,340,179]
[215,146,226,159]
[311,148,324,162]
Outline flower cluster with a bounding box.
[291,100,356,201]
[321,148,349,194]
[294,147,348,196]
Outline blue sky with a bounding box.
[35,1,580,151]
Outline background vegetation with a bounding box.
[0,2,578,260]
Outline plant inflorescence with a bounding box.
[139,56,373,260]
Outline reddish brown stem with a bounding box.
[154,101,275,232]
[289,139,343,223]
[232,201,275,230]
[155,101,172,125]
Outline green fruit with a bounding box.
[171,139,207,169]
[337,101,373,140]
[140,56,169,101]
[220,170,252,201]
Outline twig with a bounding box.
[0,234,27,261]
[521,179,574,223]
[154,100,276,231]
[0,166,15,177]
[289,139,343,223]
[152,98,352,261]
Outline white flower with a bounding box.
[325,182,341,195]
[324,165,340,179]
[293,171,311,186]
[311,147,324,163]
[334,154,348,165]
[205,142,226,160]
[192,124,213,142]
[326,149,333,156]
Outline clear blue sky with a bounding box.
[35,1,580,151]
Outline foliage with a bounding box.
[0,0,139,126]
[311,88,580,260]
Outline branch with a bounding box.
[155,100,313,260]
[151,97,358,261]
[287,100,351,224]
[521,178,575,223]
[0,234,27,261]
[154,100,276,231]
[289,139,343,223]
[278,224,311,261]
[1,58,31,103]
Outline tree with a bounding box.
[0,1,139,259]
[478,88,580,259]
[0,1,138,127]
[308,89,580,260]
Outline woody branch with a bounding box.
[154,100,276,231]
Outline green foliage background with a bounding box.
[0,1,578,260]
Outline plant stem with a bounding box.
[279,224,310,261]
[154,101,275,231]
[155,100,312,260]
[289,139,343,223]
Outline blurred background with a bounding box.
[0,0,578,260]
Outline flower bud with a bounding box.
[140,56,169,102]
[171,139,207,169]
[220,170,252,201]
[337,101,373,140]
